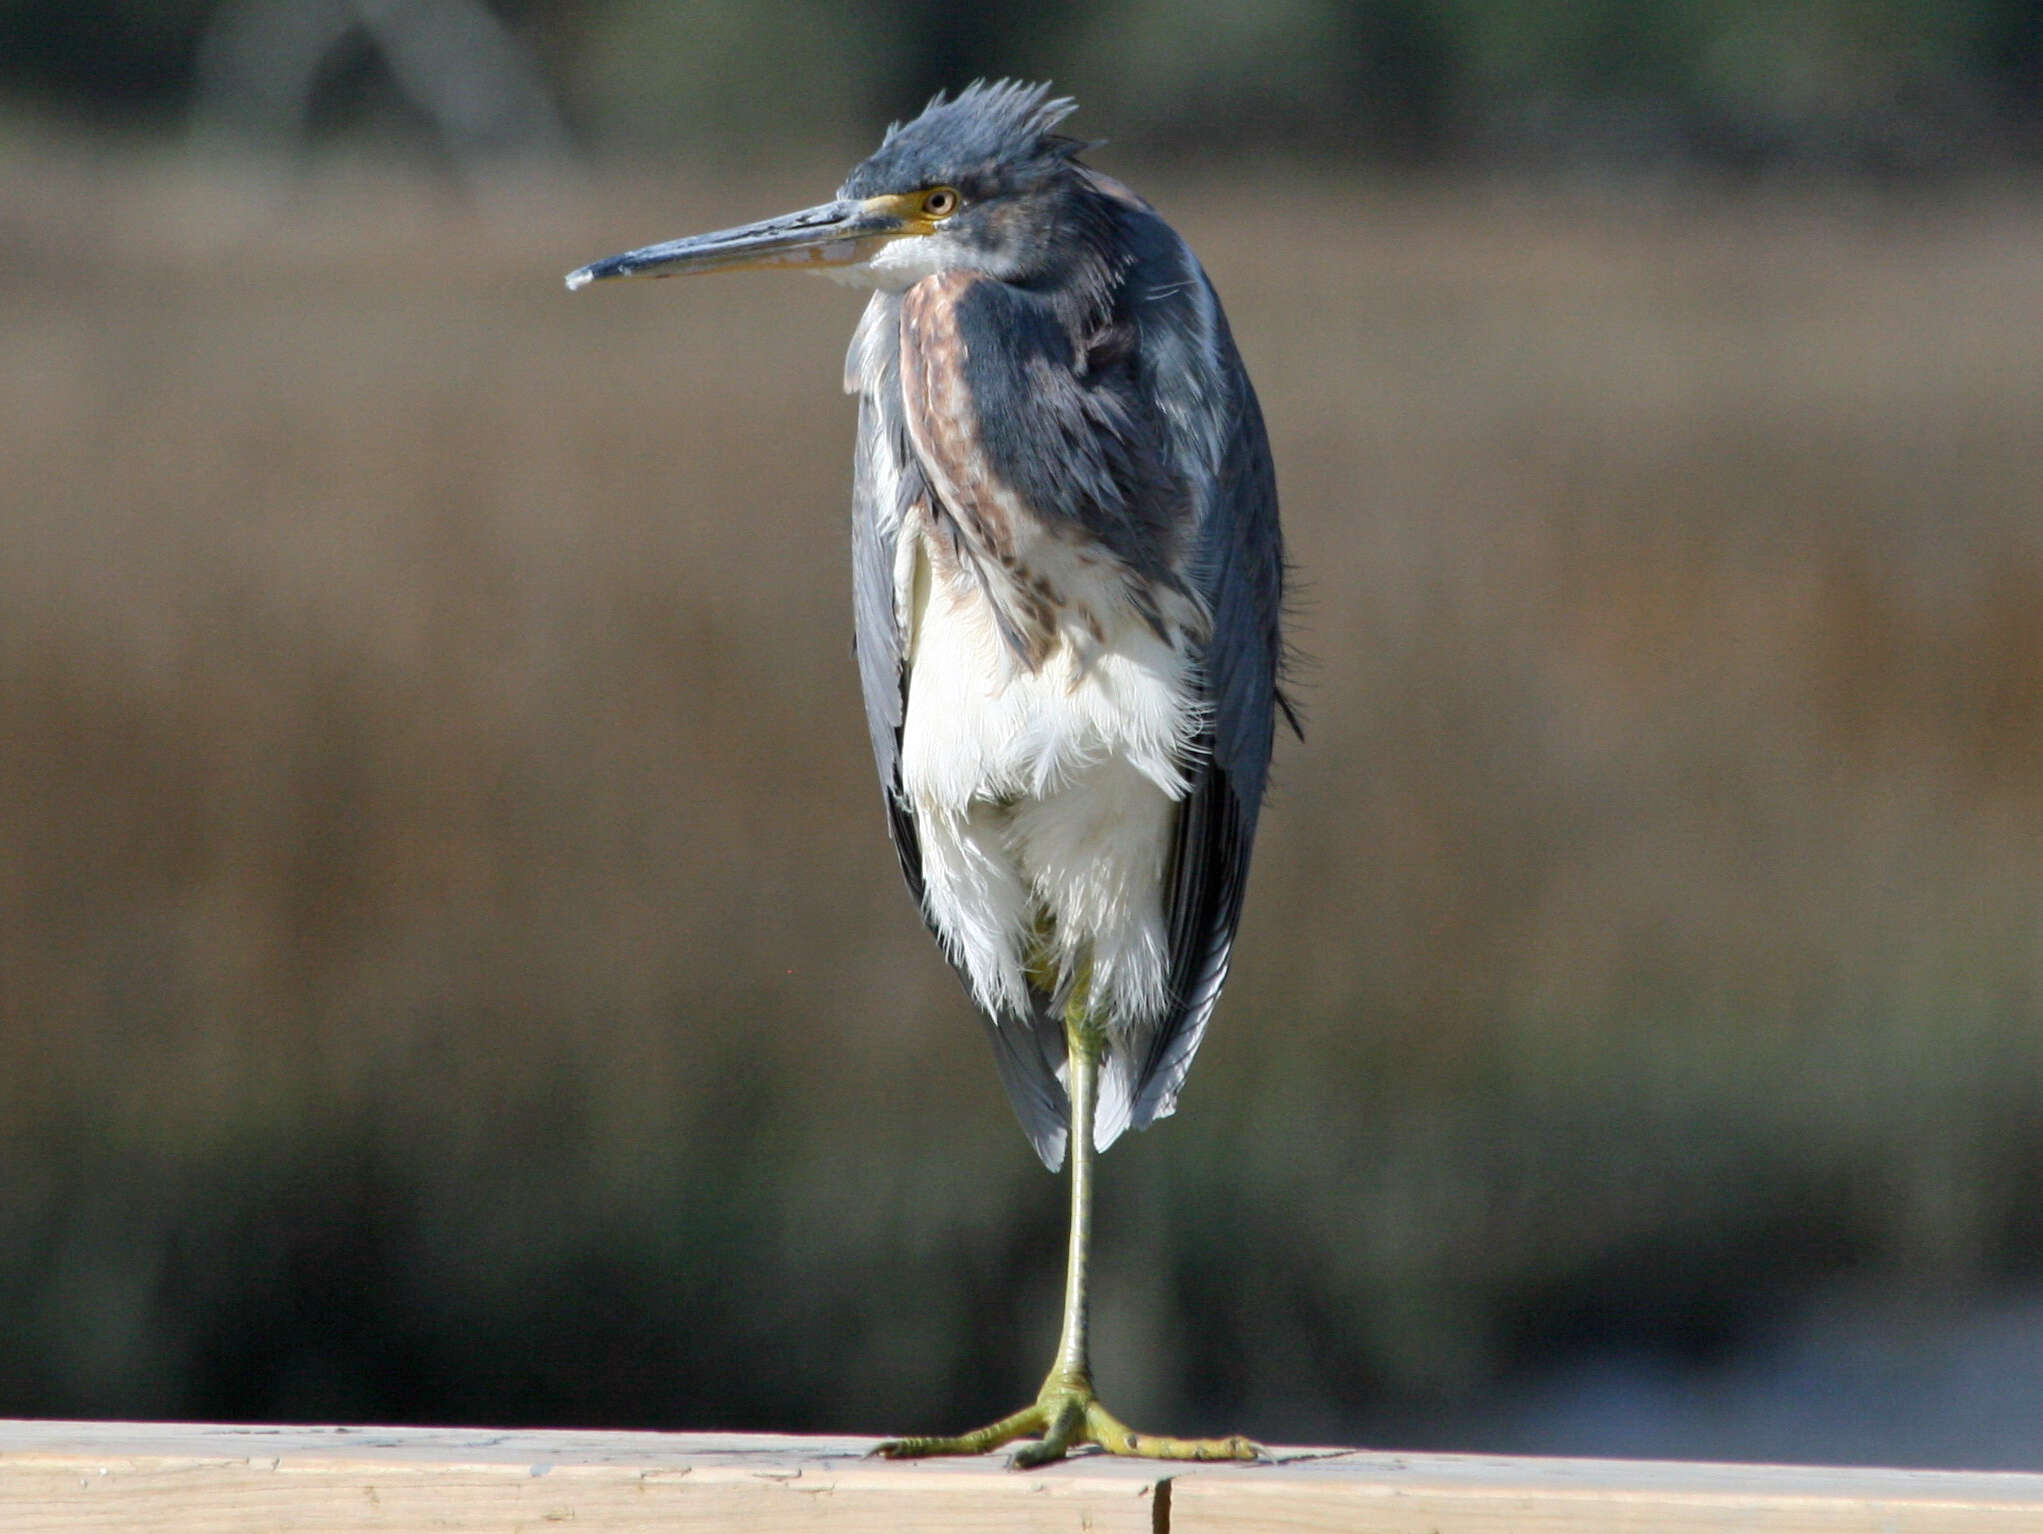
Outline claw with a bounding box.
[877,1380,1261,1469]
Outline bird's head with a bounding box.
[567,81,1100,295]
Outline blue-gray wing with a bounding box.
[847,296,911,813]
[1113,229,1287,1140]
[847,292,1077,1167]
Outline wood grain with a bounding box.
[5,1421,2043,1532]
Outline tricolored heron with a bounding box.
[568,80,1290,1467]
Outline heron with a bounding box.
[568,80,1290,1467]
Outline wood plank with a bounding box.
[1167,1448,2043,1532]
[4,1420,2043,1533]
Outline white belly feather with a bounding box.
[900,529,1204,1034]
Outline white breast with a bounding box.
[899,529,1204,1034]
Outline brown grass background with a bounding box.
[6,134,2043,1451]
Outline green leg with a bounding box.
[875,998,1261,1469]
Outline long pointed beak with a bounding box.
[565,198,908,290]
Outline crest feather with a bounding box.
[844,80,1085,198]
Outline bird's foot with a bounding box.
[874,1373,1262,1469]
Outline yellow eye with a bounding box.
[921,187,960,218]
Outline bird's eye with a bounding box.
[921,187,960,219]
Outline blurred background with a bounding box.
[5,0,2043,1470]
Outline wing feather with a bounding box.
[1121,247,1286,1137]
[849,288,1078,1168]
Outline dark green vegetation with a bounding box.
[5,143,2043,1444]
[3,0,2042,167]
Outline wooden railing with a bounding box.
[6,1419,2043,1531]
